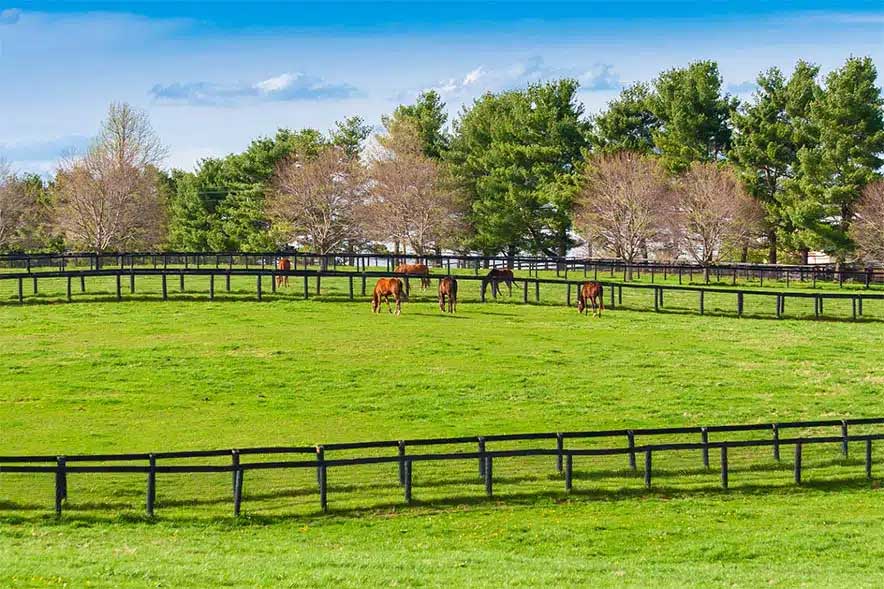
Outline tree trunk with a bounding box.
[740,244,749,263]
[506,244,516,269]
[800,248,809,265]
[768,230,777,264]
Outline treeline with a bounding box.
[1,56,883,265]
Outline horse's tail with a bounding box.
[452,278,458,297]
[598,284,604,314]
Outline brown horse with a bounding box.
[577,281,604,317]
[372,278,407,315]
[482,268,514,299]
[276,257,292,287]
[438,276,458,313]
[394,263,431,290]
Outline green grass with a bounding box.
[1,297,883,587]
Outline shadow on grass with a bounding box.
[1,460,876,524]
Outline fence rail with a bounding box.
[1,266,883,321]
[0,251,881,288]
[1,417,881,517]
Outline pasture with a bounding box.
[1,292,883,587]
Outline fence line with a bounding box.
[1,417,881,517]
[1,266,882,321]
[0,251,881,288]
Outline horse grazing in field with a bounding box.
[438,276,458,313]
[577,281,604,317]
[276,257,292,287]
[372,278,407,315]
[394,263,431,290]
[482,268,514,299]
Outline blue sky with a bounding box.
[1,1,882,174]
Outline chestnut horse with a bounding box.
[276,257,292,287]
[482,268,514,299]
[438,276,458,313]
[372,278,407,315]
[577,281,604,317]
[394,263,431,290]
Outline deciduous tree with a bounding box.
[267,147,366,263]
[673,162,765,278]
[53,103,168,252]
[850,181,884,262]
[574,152,671,278]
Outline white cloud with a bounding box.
[150,72,360,106]
[407,56,621,100]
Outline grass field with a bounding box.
[1,293,883,587]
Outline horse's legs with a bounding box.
[507,280,512,297]
[439,292,445,312]
[395,295,401,316]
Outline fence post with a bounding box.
[398,441,406,486]
[32,275,37,295]
[523,280,528,304]
[349,276,354,300]
[116,274,122,300]
[179,273,185,292]
[17,277,23,303]
[233,466,244,517]
[477,437,486,477]
[535,280,540,302]
[794,440,803,485]
[404,459,413,504]
[644,449,652,488]
[210,275,215,300]
[316,274,322,295]
[146,454,156,517]
[162,275,167,300]
[226,273,231,292]
[699,290,705,315]
[304,273,309,299]
[841,420,849,457]
[556,433,564,474]
[720,446,729,489]
[866,438,873,479]
[627,431,636,471]
[565,454,573,493]
[319,455,328,512]
[66,276,72,302]
[315,446,324,485]
[566,283,571,307]
[654,287,659,312]
[484,456,493,497]
[772,424,780,461]
[55,456,66,516]
[701,427,709,469]
[361,273,367,296]
[80,274,85,293]
[256,275,262,301]
[231,450,239,496]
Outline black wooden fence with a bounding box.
[1,417,880,517]
[1,251,881,288]
[2,266,883,321]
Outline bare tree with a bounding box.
[851,181,884,262]
[267,147,366,266]
[0,162,37,250]
[574,152,672,279]
[673,162,765,279]
[366,123,462,256]
[53,103,168,252]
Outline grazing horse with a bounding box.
[438,276,458,313]
[482,268,514,299]
[276,257,292,288]
[577,281,604,317]
[394,263,431,290]
[372,278,407,315]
